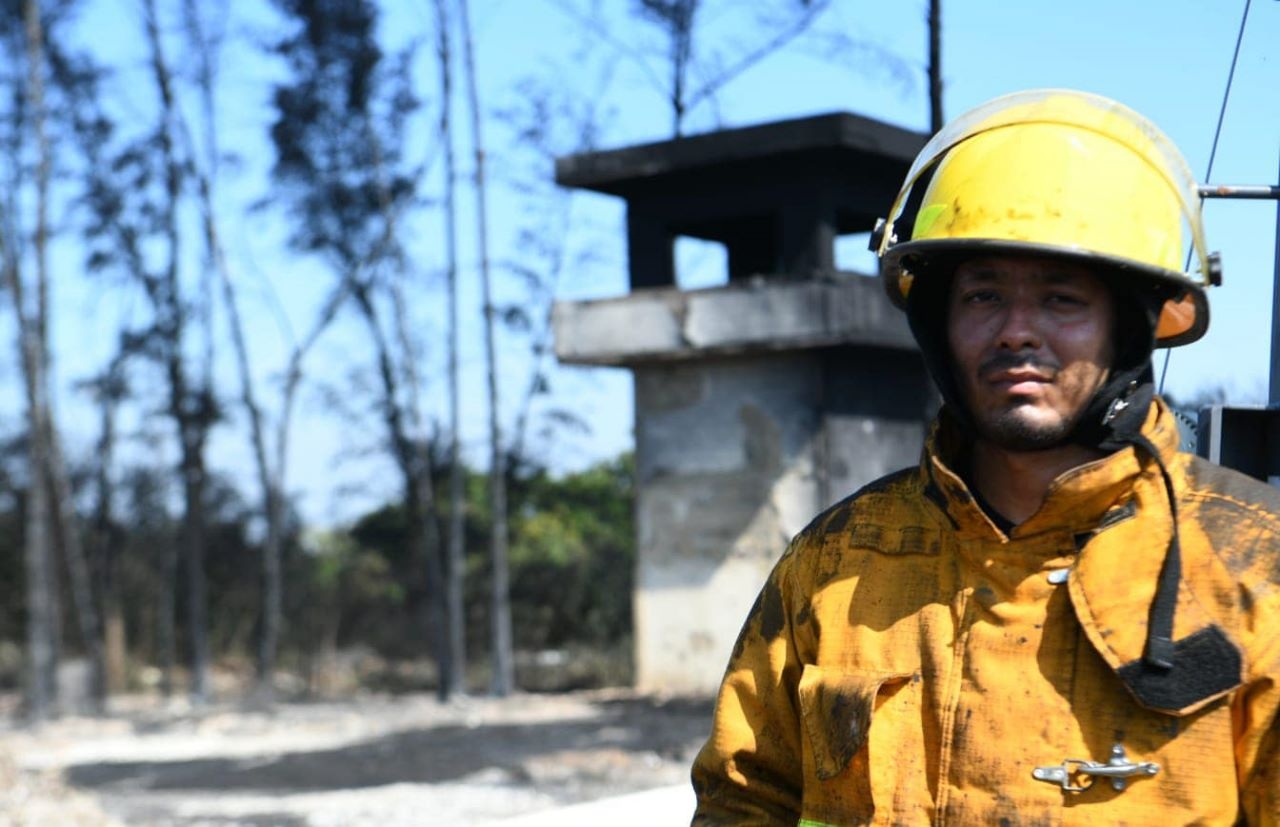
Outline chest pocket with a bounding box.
[798,665,931,826]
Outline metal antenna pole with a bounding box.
[1272,149,1280,406]
[1198,181,1280,406]
[1193,180,1280,484]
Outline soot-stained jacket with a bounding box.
[691,399,1280,826]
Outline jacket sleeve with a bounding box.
[1238,624,1280,824]
[691,546,810,825]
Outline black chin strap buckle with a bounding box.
[1102,380,1140,426]
[1103,396,1130,426]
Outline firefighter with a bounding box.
[690,89,1280,825]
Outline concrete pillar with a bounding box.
[632,354,822,692]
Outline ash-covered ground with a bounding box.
[0,688,712,826]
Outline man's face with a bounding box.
[946,255,1116,451]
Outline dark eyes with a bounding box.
[958,291,1086,307]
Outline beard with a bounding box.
[960,350,1085,451]
[971,403,1079,451]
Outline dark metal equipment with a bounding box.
[1192,160,1280,484]
[1197,405,1280,483]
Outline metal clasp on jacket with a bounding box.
[1032,744,1159,793]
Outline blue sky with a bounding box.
[30,0,1280,526]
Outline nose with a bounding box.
[994,296,1042,351]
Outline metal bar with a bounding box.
[1198,184,1280,200]
[1271,146,1280,406]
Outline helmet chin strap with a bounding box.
[1079,363,1180,670]
[1078,296,1184,670]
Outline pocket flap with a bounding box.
[1068,517,1243,715]
[798,665,913,781]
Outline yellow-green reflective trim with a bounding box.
[798,821,838,827]
[912,203,948,240]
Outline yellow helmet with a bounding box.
[874,89,1219,346]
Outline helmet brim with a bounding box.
[881,238,1209,348]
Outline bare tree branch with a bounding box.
[545,0,671,101]
[683,0,832,114]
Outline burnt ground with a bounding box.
[0,689,714,826]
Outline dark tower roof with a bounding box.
[555,112,928,288]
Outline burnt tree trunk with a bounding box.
[144,0,212,703]
[458,0,514,697]
[434,0,468,699]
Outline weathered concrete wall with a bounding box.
[632,354,821,693]
[552,277,914,367]
[631,350,928,693]
[822,345,934,502]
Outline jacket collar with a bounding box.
[919,399,1241,715]
[919,398,1182,541]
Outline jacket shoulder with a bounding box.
[796,466,919,539]
[1181,454,1280,582]
[1183,453,1280,508]
[781,465,945,569]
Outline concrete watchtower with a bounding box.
[553,113,933,694]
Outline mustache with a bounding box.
[977,351,1061,379]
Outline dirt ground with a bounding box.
[0,688,714,826]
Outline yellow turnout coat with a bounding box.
[692,400,1280,825]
